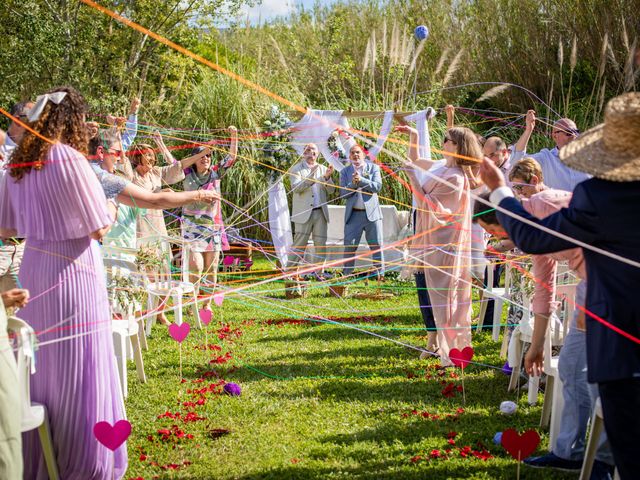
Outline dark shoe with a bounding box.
[523,452,582,471]
[590,460,614,480]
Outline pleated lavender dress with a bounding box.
[0,143,128,479]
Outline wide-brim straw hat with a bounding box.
[559,92,640,182]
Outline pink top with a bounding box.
[522,188,586,315]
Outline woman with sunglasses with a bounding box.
[127,131,209,244]
[397,125,481,366]
[181,126,238,314]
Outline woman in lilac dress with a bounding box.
[0,86,127,479]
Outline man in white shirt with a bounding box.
[288,143,335,273]
[512,110,590,191]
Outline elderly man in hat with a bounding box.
[480,92,640,480]
[512,109,590,191]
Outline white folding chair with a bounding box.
[7,316,59,480]
[477,261,512,341]
[103,253,147,398]
[143,238,201,335]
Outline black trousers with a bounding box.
[598,377,640,479]
[479,263,503,329]
[414,271,436,331]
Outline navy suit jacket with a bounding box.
[339,162,383,223]
[496,178,640,383]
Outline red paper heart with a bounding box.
[449,346,474,370]
[199,309,212,325]
[168,322,191,343]
[501,428,540,461]
[94,420,131,451]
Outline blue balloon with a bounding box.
[414,25,429,41]
[493,431,503,445]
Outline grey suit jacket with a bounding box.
[289,161,335,224]
[339,162,383,223]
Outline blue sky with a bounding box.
[238,0,340,25]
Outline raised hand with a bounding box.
[525,109,536,131]
[393,125,418,136]
[325,164,334,179]
[129,97,141,115]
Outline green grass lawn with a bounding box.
[124,260,574,479]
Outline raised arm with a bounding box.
[514,109,536,153]
[445,104,455,129]
[152,130,177,165]
[224,125,238,168]
[394,125,420,162]
[121,97,141,152]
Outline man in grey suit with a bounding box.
[288,143,335,272]
[339,144,384,277]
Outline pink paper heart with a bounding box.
[213,292,225,307]
[93,420,131,451]
[199,308,212,325]
[168,322,191,343]
[501,428,541,461]
[449,346,474,370]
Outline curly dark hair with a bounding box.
[10,86,88,181]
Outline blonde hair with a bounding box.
[509,157,544,183]
[447,127,483,166]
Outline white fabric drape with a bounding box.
[267,177,293,268]
[291,110,352,172]
[403,108,444,209]
[368,110,395,160]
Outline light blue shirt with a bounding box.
[523,147,590,191]
[121,114,138,152]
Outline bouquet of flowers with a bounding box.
[259,105,296,180]
[327,129,348,163]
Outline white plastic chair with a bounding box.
[143,238,201,335]
[7,316,59,480]
[507,294,566,405]
[579,397,620,480]
[477,261,512,341]
[103,254,147,398]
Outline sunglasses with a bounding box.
[511,182,532,192]
[107,149,123,159]
[443,135,456,144]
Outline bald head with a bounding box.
[552,118,579,149]
[482,136,509,167]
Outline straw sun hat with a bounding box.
[559,92,640,182]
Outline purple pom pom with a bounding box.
[223,382,242,396]
[414,25,429,41]
[501,361,513,375]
